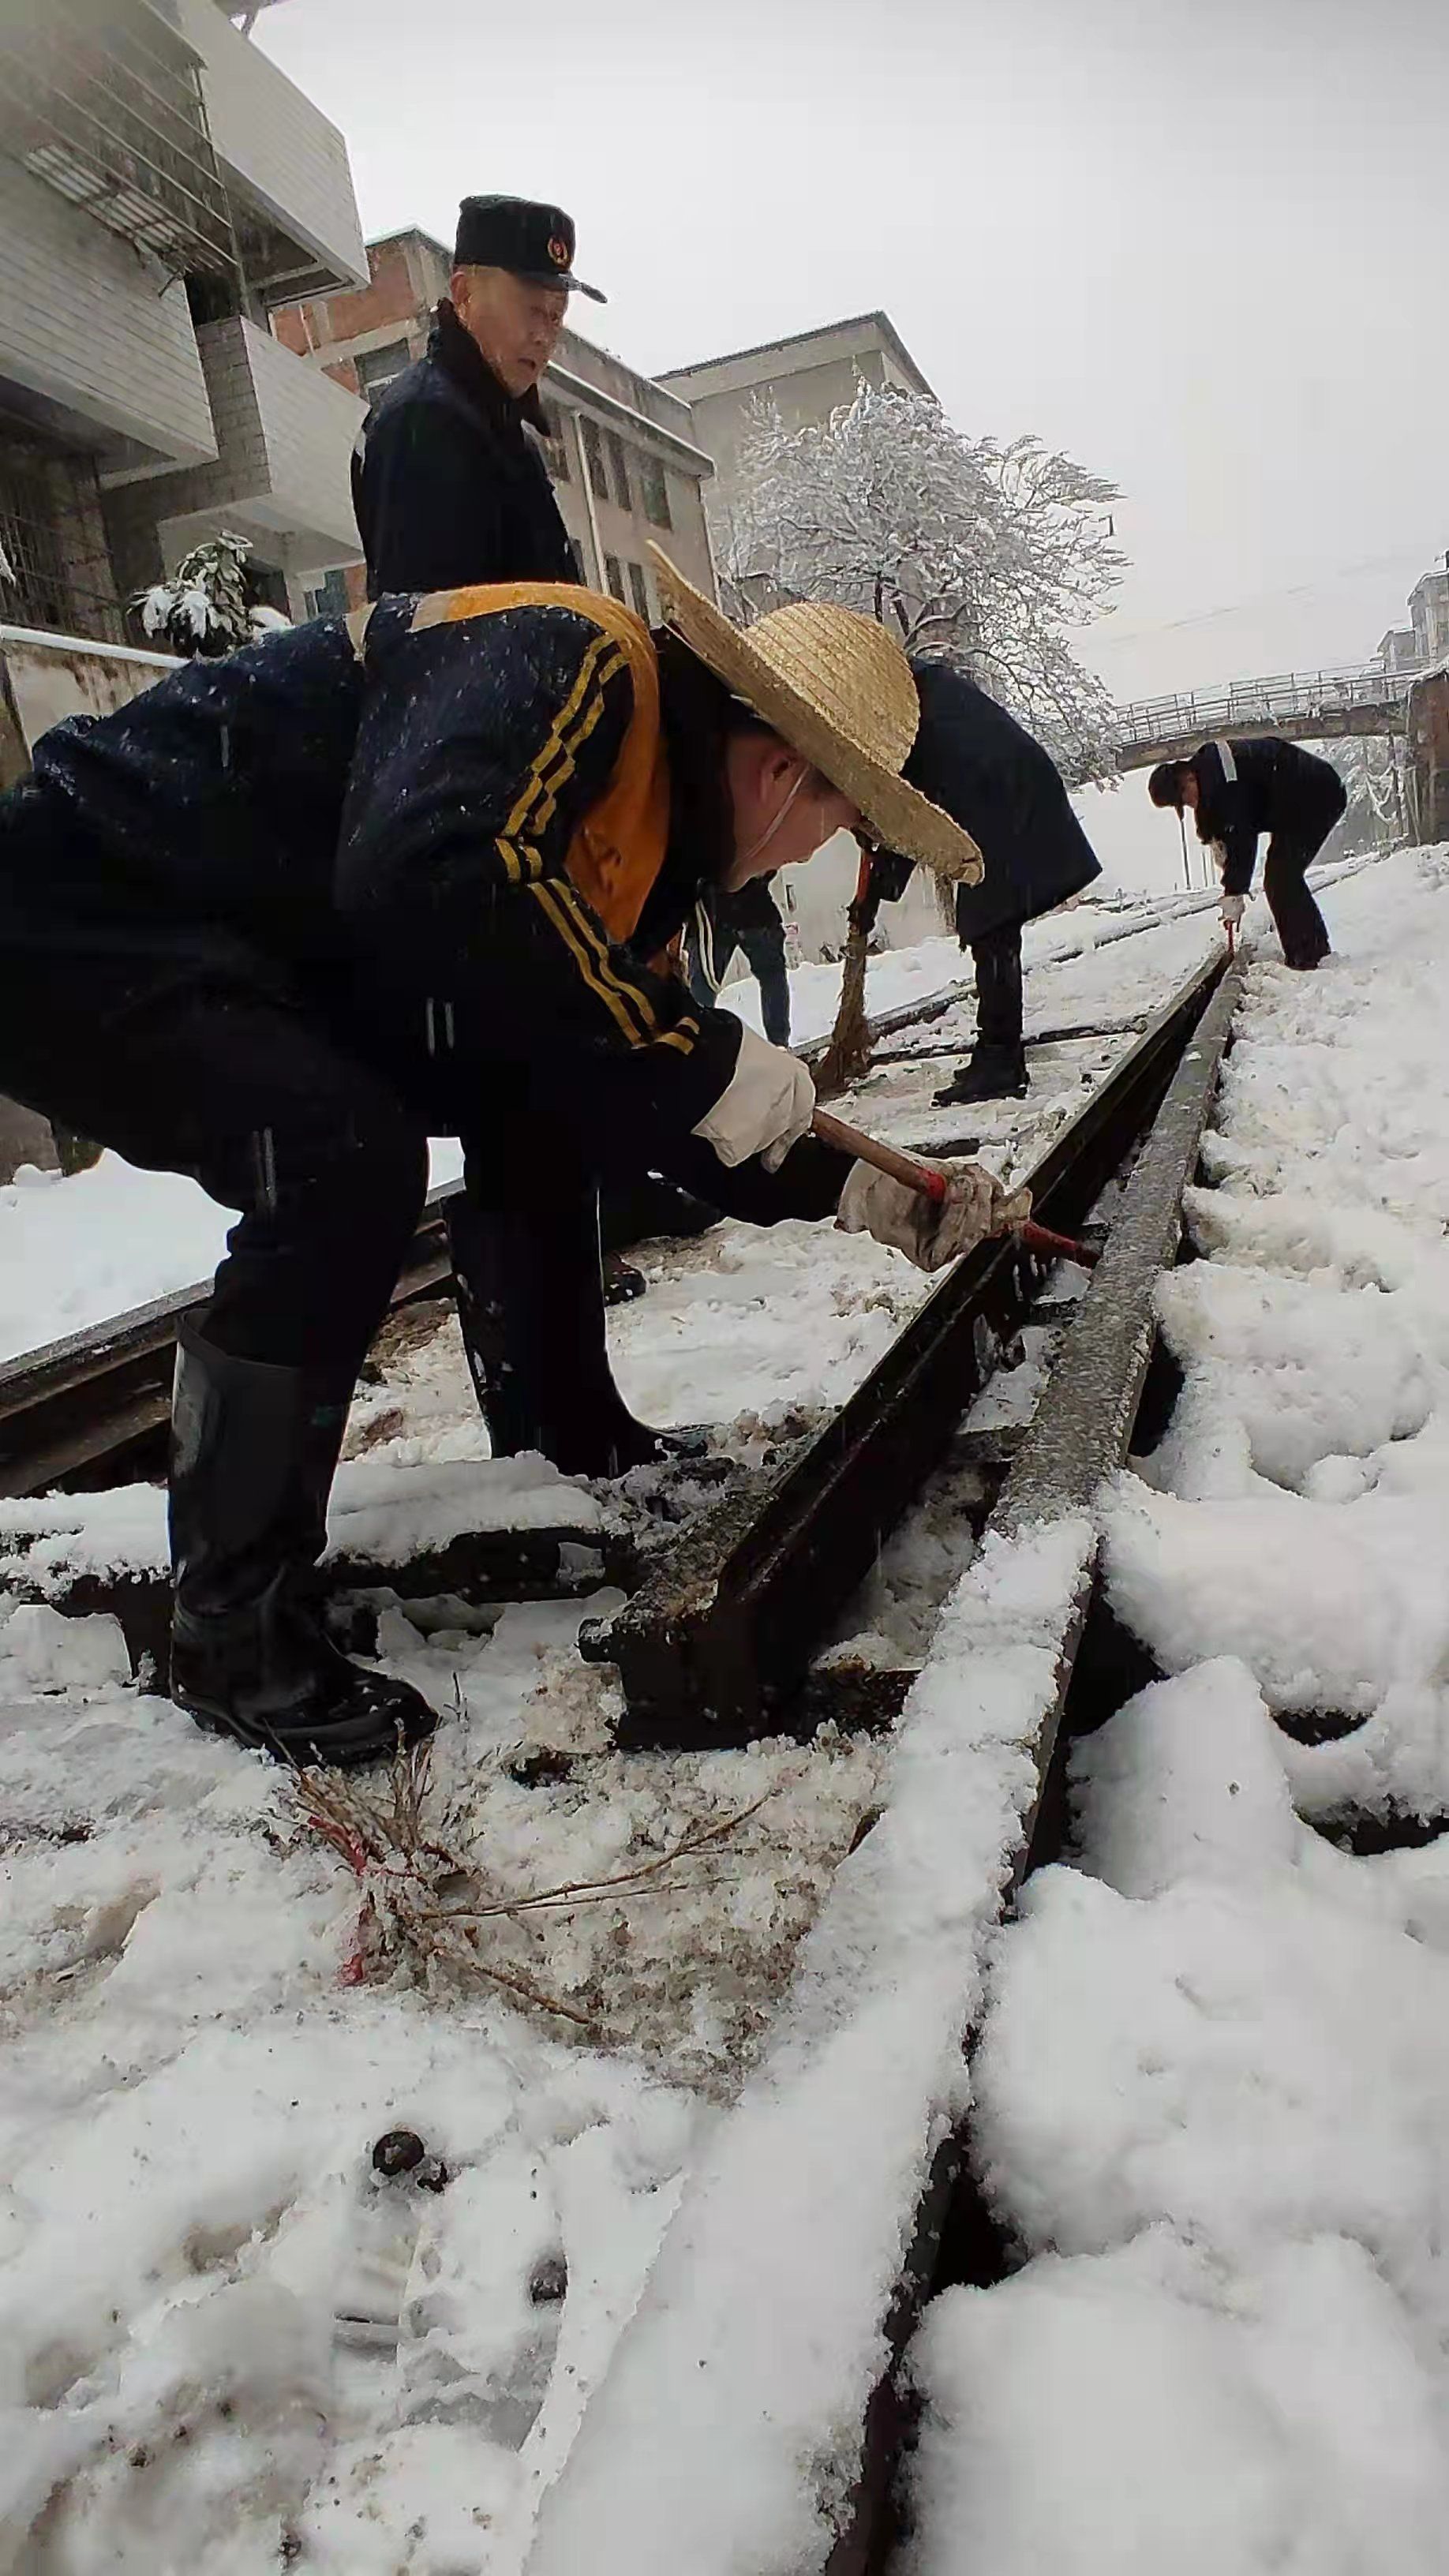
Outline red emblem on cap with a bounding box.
[548,235,570,268]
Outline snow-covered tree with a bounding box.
[715,384,1125,781]
[136,531,289,658]
[1327,731,1409,855]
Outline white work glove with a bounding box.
[692,1024,816,1173]
[837,1159,1032,1274]
[1220,893,1245,927]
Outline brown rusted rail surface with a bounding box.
[583,949,1229,1751]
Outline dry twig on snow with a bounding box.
[292,1743,773,2039]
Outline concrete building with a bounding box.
[658,311,950,965]
[272,228,717,617]
[1377,626,1421,673]
[0,0,369,639]
[657,311,936,500]
[1408,568,1449,668]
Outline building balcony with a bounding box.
[151,313,364,576]
[173,0,369,301]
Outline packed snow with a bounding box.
[904,841,1449,2576]
[3,842,1442,2573]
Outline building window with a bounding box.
[582,416,609,504]
[627,560,650,621]
[539,402,571,481]
[604,554,626,603]
[354,339,412,400]
[640,455,672,529]
[304,568,352,620]
[605,429,631,511]
[0,439,124,646]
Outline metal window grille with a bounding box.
[539,402,571,481]
[581,416,609,504]
[0,0,240,284]
[354,339,411,399]
[627,560,650,621]
[640,455,672,530]
[0,452,125,646]
[604,553,625,604]
[605,429,631,512]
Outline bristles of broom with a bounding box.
[815,843,874,1099]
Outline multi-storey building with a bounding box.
[272,227,717,617]
[0,0,369,640]
[657,311,936,502]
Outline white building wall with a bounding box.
[176,0,369,289]
[243,317,365,563]
[0,159,216,473]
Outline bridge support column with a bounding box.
[1407,673,1449,846]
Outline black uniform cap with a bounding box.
[452,197,605,303]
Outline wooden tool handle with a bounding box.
[811,1108,949,1203]
[813,1109,1100,1267]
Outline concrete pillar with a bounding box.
[1407,672,1449,846]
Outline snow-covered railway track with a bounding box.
[521,955,1241,2576]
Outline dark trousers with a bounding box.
[1,959,429,1386]
[1261,792,1341,968]
[971,922,1024,1061]
[688,916,790,1048]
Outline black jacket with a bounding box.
[351,303,577,598]
[7,613,365,980]
[0,594,850,1220]
[897,661,1103,945]
[1183,739,1346,897]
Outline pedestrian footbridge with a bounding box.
[1112,659,1426,771]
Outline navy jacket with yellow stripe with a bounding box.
[7,583,852,1214]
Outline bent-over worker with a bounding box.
[1148,738,1346,969]
[0,554,1005,1773]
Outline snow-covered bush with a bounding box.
[137,532,290,658]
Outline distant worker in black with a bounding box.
[352,194,599,599]
[1148,738,1346,969]
[686,875,792,1047]
[856,661,1103,1104]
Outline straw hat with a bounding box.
[646,545,983,884]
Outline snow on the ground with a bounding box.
[4,848,1420,2570]
[904,843,1449,2576]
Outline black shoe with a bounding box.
[933,1049,1029,1107]
[169,1327,436,1769]
[602,1252,647,1307]
[447,1189,710,1477]
[601,1172,723,1250]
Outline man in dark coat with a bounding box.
[685,874,792,1046]
[351,195,597,599]
[0,565,994,1770]
[1148,737,1345,969]
[862,660,1103,1104]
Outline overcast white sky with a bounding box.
[260,0,1448,710]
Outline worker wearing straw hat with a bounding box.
[0,552,1011,1769]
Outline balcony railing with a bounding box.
[0,0,238,282]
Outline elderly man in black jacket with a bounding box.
[862,661,1103,1104]
[353,195,597,596]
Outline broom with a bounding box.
[815,838,875,1099]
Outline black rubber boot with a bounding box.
[601,1172,722,1251]
[933,1044,1029,1106]
[446,1191,707,1477]
[168,1326,436,1767]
